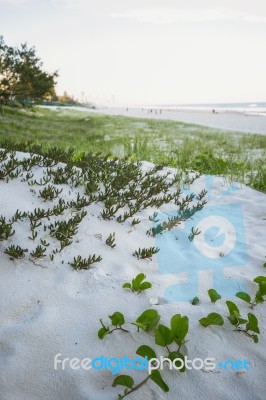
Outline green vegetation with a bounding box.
[0,145,206,268]
[69,255,102,270]
[236,276,266,308]
[199,312,224,328]
[123,273,152,293]
[132,309,161,332]
[113,345,170,399]
[98,307,187,398]
[208,288,222,303]
[226,301,260,343]
[0,106,265,191]
[106,232,116,248]
[0,36,57,109]
[133,247,160,260]
[192,296,200,305]
[30,245,47,258]
[197,283,265,343]
[98,312,129,340]
[188,226,201,242]
[0,106,264,399]
[0,216,15,240]
[4,244,28,259]
[97,275,265,398]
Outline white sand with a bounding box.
[90,106,266,135]
[0,152,265,400]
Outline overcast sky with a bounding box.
[1,0,266,105]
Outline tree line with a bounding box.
[0,36,58,111]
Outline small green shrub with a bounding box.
[133,247,159,260]
[4,245,28,259]
[123,273,152,293]
[69,254,102,270]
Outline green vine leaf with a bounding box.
[168,351,186,372]
[133,309,160,331]
[98,321,109,340]
[154,324,174,347]
[236,292,251,303]
[122,283,132,289]
[208,289,221,303]
[112,375,134,389]
[246,313,260,334]
[109,312,125,327]
[136,345,157,361]
[199,313,224,327]
[150,370,169,392]
[170,314,189,342]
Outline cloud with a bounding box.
[111,7,266,24]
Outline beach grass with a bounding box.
[0,106,265,192]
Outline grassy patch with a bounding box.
[0,106,265,192]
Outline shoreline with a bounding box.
[90,106,266,135]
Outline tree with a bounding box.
[0,36,58,111]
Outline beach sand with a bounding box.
[91,106,266,135]
[0,151,265,400]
